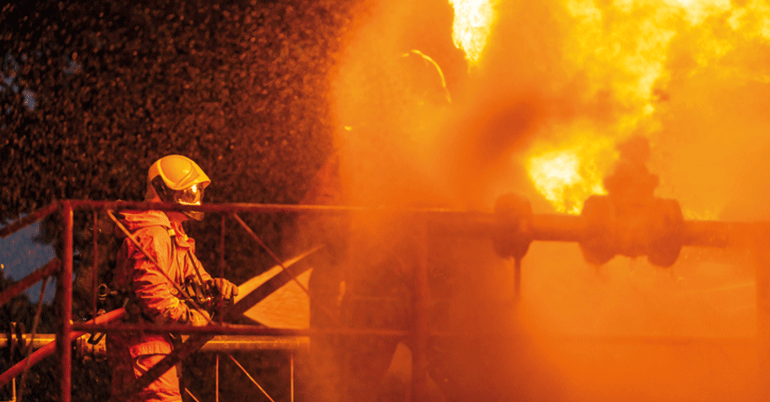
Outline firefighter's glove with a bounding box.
[181,306,211,326]
[208,278,239,303]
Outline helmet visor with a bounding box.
[174,183,205,221]
[174,183,204,205]
[150,176,206,220]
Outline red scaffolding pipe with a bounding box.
[0,202,59,239]
[0,259,60,308]
[57,203,74,402]
[4,199,770,401]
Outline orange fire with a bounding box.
[449,0,498,67]
[526,130,616,214]
[512,0,770,216]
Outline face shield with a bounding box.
[151,176,207,221]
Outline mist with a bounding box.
[296,0,770,401]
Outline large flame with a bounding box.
[526,129,616,214]
[522,0,770,216]
[449,0,498,66]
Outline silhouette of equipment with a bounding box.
[493,137,684,268]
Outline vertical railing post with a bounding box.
[219,214,226,323]
[754,226,770,400]
[411,217,429,401]
[215,353,220,402]
[57,202,74,402]
[92,210,99,316]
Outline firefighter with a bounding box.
[107,154,238,402]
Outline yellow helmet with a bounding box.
[146,155,211,220]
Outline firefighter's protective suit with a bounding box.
[107,154,237,401]
[107,209,214,401]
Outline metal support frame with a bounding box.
[57,203,73,402]
[1,199,770,401]
[753,230,770,399]
[411,217,429,401]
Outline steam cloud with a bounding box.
[319,0,770,401]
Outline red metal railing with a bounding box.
[2,199,770,401]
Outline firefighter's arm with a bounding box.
[209,278,239,301]
[130,228,210,325]
[188,252,239,302]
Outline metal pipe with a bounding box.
[16,276,49,402]
[752,231,770,400]
[215,354,219,402]
[65,199,460,215]
[219,214,226,324]
[411,218,429,401]
[15,200,770,246]
[195,336,309,351]
[72,322,409,337]
[92,210,98,317]
[184,389,201,402]
[0,202,59,239]
[0,334,309,352]
[531,214,584,242]
[0,335,58,350]
[0,259,60,308]
[57,199,770,247]
[3,333,758,347]
[57,203,73,402]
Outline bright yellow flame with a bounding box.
[564,0,678,121]
[728,0,770,42]
[525,0,770,217]
[449,0,498,67]
[527,129,617,214]
[528,152,581,213]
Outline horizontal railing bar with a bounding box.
[0,334,309,351]
[61,200,463,215]
[72,322,411,337]
[0,202,59,239]
[0,259,60,308]
[57,200,770,248]
[69,321,760,346]
[1,331,755,351]
[3,201,768,249]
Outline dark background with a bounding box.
[1,0,360,400]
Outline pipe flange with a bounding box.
[492,193,533,260]
[579,195,618,266]
[646,198,684,268]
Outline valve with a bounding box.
[579,194,684,268]
[579,136,684,268]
